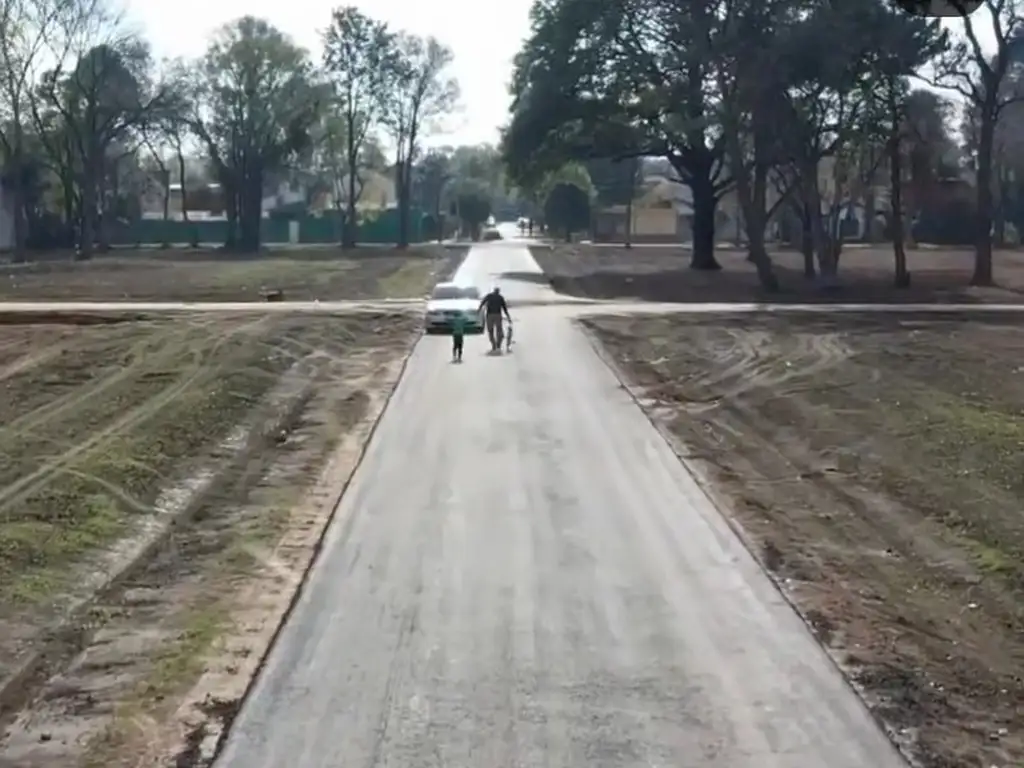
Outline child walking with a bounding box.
[450,313,466,362]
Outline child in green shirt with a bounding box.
[450,314,466,362]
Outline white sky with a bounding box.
[123,0,534,148]
[122,1,998,151]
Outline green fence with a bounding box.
[113,208,426,246]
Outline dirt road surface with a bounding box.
[214,242,904,768]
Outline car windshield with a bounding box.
[432,285,478,300]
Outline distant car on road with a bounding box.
[481,227,502,241]
[424,282,484,334]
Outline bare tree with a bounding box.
[382,33,458,248]
[189,17,320,252]
[0,0,95,259]
[148,58,195,233]
[928,0,1024,284]
[38,3,167,258]
[321,6,395,248]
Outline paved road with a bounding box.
[215,241,907,767]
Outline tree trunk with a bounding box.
[799,203,815,278]
[162,171,171,223]
[160,169,171,248]
[396,159,410,249]
[863,186,877,243]
[61,173,75,231]
[812,213,840,282]
[79,185,96,259]
[239,164,262,253]
[344,161,358,249]
[994,166,1008,246]
[9,159,26,263]
[97,163,111,253]
[175,149,194,246]
[5,125,27,262]
[973,102,997,286]
[78,153,100,260]
[625,194,633,249]
[689,175,720,270]
[223,171,238,250]
[888,136,910,288]
[176,152,189,222]
[727,124,778,291]
[806,173,839,284]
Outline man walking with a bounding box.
[478,286,511,352]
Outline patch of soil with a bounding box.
[0,312,419,768]
[585,311,1024,768]
[0,245,467,303]
[531,244,1024,304]
[0,311,149,325]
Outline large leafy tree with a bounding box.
[412,149,452,239]
[544,180,590,241]
[927,0,1024,284]
[145,59,200,232]
[309,109,386,241]
[452,179,491,238]
[191,16,320,252]
[504,0,731,271]
[0,0,86,260]
[770,0,944,282]
[40,35,164,257]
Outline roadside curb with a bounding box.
[575,318,917,768]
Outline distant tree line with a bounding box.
[502,0,1024,289]
[0,1,469,260]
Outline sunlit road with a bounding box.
[211,238,907,768]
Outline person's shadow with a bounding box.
[485,348,503,356]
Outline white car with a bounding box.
[424,282,483,334]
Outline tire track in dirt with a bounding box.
[0,319,204,439]
[0,346,66,384]
[697,397,1024,744]
[0,316,271,517]
[0,356,321,762]
[685,328,852,402]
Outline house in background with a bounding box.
[593,174,750,244]
[592,175,693,243]
[326,170,396,213]
[140,167,399,221]
[593,157,888,245]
